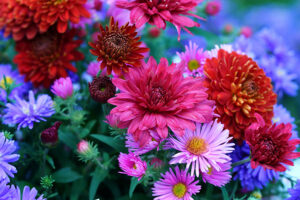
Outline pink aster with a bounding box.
[105,114,128,129]
[125,130,163,155]
[177,41,208,77]
[108,57,214,146]
[87,61,101,77]
[115,0,205,40]
[118,152,147,180]
[51,77,73,99]
[169,120,235,177]
[201,161,232,187]
[152,166,201,200]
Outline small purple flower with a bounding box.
[0,64,30,103]
[287,180,300,200]
[3,91,55,130]
[0,132,20,182]
[11,185,46,200]
[201,161,232,187]
[0,180,15,200]
[152,166,201,200]
[118,152,147,180]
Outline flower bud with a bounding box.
[205,1,221,16]
[149,27,161,38]
[77,140,99,162]
[51,77,73,99]
[240,26,252,38]
[40,121,62,147]
[88,76,116,103]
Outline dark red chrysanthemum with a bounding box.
[88,76,116,103]
[245,114,300,172]
[25,0,90,33]
[89,17,149,75]
[0,0,40,41]
[204,49,277,141]
[13,29,84,88]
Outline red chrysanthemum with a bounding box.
[245,114,300,172]
[89,17,149,75]
[13,29,84,88]
[116,0,204,39]
[25,0,90,33]
[108,57,214,146]
[203,49,277,141]
[0,0,40,41]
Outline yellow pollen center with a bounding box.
[53,0,66,5]
[172,183,187,198]
[207,167,213,175]
[186,137,207,155]
[0,76,14,89]
[188,59,200,71]
[132,163,137,170]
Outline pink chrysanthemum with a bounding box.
[152,166,201,200]
[125,130,163,155]
[177,41,208,77]
[201,161,232,187]
[118,152,147,180]
[169,120,235,177]
[51,77,73,99]
[115,0,204,40]
[108,57,214,146]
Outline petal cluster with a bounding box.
[108,57,214,146]
[118,152,147,180]
[204,49,277,141]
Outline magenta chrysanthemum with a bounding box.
[201,161,232,187]
[152,166,201,200]
[51,77,73,99]
[118,152,147,180]
[169,120,235,176]
[177,41,208,77]
[125,130,163,155]
[108,57,214,146]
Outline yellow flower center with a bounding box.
[272,117,280,123]
[207,167,213,175]
[172,183,187,198]
[188,59,200,71]
[251,191,262,199]
[0,76,14,89]
[186,137,207,155]
[52,0,67,5]
[132,163,137,170]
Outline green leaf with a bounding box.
[46,156,55,169]
[221,186,230,200]
[129,177,139,199]
[58,127,78,149]
[91,134,125,152]
[89,167,108,200]
[71,179,87,200]
[52,167,82,183]
[80,120,96,138]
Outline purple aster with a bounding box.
[287,180,300,200]
[0,64,30,103]
[0,132,19,182]
[9,185,46,200]
[231,142,279,191]
[152,166,201,200]
[2,91,55,130]
[273,104,298,138]
[0,181,15,200]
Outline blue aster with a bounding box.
[0,64,30,103]
[231,142,279,191]
[287,180,300,200]
[273,104,298,139]
[0,132,19,183]
[2,91,55,130]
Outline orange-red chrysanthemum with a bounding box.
[203,49,277,141]
[0,0,40,41]
[13,29,84,88]
[89,17,149,75]
[25,0,90,33]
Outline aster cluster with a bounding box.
[0,0,299,199]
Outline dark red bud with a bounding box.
[40,121,62,147]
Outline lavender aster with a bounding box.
[287,180,300,200]
[0,181,15,200]
[0,132,19,182]
[11,185,46,200]
[231,142,278,191]
[3,91,55,130]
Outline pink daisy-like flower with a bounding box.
[169,120,235,177]
[87,61,101,77]
[51,77,73,99]
[115,0,204,40]
[152,166,201,200]
[201,161,232,187]
[118,152,147,180]
[177,41,208,77]
[108,57,214,146]
[125,130,163,155]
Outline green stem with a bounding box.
[231,157,251,168]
